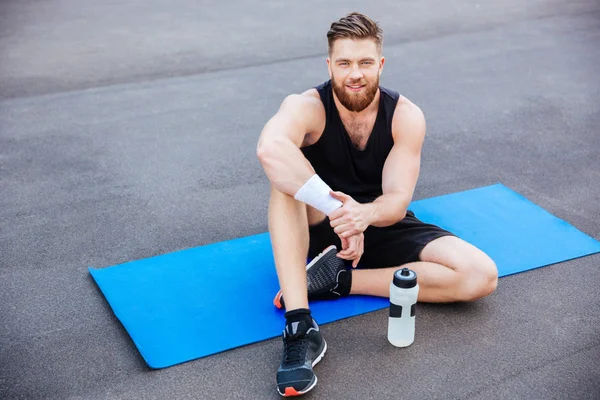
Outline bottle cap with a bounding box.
[393,267,417,288]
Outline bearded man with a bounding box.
[256,12,498,397]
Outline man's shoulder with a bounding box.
[390,95,426,141]
[276,87,326,138]
[280,88,324,116]
[299,88,322,103]
[395,96,422,115]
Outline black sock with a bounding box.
[284,308,313,330]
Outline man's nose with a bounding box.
[349,64,363,80]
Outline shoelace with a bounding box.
[283,334,308,365]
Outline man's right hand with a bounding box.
[337,232,364,268]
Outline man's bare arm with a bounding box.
[328,100,426,237]
[256,94,321,196]
[368,100,426,227]
[259,92,363,262]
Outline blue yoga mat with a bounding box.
[89,183,600,369]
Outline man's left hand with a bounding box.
[328,191,374,238]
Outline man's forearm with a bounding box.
[366,192,410,227]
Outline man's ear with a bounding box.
[379,57,385,76]
[326,58,332,78]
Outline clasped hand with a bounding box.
[337,232,364,268]
[329,191,373,268]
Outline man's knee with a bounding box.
[456,254,498,301]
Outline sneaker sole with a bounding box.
[277,339,327,397]
[273,245,338,310]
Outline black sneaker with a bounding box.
[274,245,349,310]
[276,318,327,396]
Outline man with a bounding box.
[256,12,498,397]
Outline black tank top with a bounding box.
[301,80,401,204]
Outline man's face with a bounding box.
[327,38,384,112]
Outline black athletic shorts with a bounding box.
[307,210,455,269]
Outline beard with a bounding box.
[331,73,379,112]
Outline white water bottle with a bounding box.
[388,267,419,347]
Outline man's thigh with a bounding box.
[354,210,456,269]
[418,235,495,274]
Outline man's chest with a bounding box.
[340,114,377,150]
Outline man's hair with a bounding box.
[327,12,383,55]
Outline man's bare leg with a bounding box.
[269,186,331,309]
[350,236,498,302]
[269,185,329,311]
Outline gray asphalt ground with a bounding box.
[1,1,600,399]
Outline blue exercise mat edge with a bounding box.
[88,183,600,368]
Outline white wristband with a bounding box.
[294,174,343,216]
